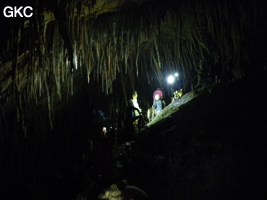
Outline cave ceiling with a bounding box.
[0,0,267,132]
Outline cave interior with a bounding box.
[0,0,267,199]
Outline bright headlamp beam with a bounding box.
[167,75,175,84]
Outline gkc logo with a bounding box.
[3,6,33,18]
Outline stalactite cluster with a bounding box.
[0,0,266,133]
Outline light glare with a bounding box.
[167,75,175,84]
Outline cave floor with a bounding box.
[91,71,267,200]
[4,71,266,200]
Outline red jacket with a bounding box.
[153,89,163,102]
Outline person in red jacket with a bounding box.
[153,88,163,103]
[153,94,165,115]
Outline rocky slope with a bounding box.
[97,70,267,200]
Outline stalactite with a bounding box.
[0,0,266,134]
[44,78,53,128]
[154,36,161,69]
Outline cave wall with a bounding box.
[1,0,267,198]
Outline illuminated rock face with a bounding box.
[127,72,267,200]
